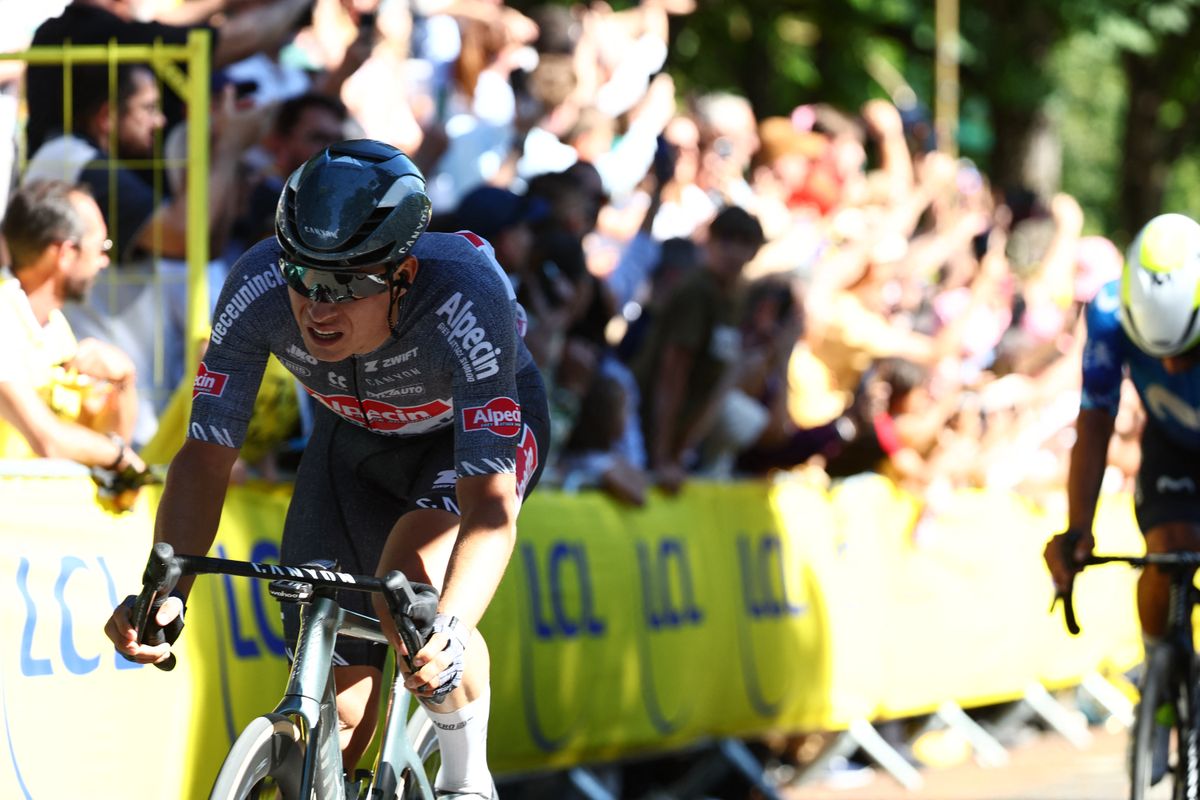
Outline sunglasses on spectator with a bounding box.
[68,237,113,254]
[279,258,391,304]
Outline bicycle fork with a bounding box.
[277,596,351,800]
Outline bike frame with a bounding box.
[129,545,438,800]
[276,594,435,799]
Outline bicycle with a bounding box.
[1056,547,1200,800]
[129,541,443,800]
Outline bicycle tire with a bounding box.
[396,706,441,800]
[209,713,306,800]
[1175,665,1200,800]
[1132,646,1183,800]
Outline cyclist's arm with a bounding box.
[153,438,240,597]
[1066,407,1116,533]
[437,472,520,630]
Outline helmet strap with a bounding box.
[385,258,416,333]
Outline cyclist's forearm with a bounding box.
[438,475,519,629]
[153,440,238,596]
[1066,407,1116,533]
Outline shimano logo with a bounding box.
[303,224,338,239]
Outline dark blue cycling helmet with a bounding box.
[275,139,431,272]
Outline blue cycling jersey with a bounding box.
[1082,279,1200,448]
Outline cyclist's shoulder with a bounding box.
[413,231,516,302]
[221,238,288,290]
[1082,279,1125,340]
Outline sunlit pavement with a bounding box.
[785,727,1129,800]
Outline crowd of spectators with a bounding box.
[0,0,1138,518]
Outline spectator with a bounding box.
[24,0,315,153]
[25,66,268,441]
[447,184,547,280]
[0,180,143,475]
[231,91,350,256]
[632,205,765,492]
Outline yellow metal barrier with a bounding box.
[0,32,211,426]
[0,473,1144,797]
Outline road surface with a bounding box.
[788,727,1131,800]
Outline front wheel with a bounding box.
[397,706,441,800]
[209,713,306,800]
[1173,663,1200,800]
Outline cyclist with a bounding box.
[1044,212,1200,785]
[104,139,549,800]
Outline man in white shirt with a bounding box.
[0,179,144,474]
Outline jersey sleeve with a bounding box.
[1079,279,1125,417]
[186,252,282,448]
[432,236,525,477]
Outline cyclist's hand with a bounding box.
[104,594,185,666]
[1044,528,1093,592]
[406,614,469,704]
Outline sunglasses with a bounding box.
[279,259,391,303]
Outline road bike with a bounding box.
[1057,547,1200,800]
[130,541,442,799]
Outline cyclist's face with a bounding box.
[286,258,416,361]
[1162,344,1200,375]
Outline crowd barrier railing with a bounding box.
[0,32,211,427]
[0,469,1142,797]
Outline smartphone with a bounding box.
[233,79,258,101]
[653,135,678,184]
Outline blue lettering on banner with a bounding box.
[16,555,140,677]
[216,542,290,660]
[636,539,703,630]
[17,559,51,677]
[517,540,607,753]
[56,557,99,675]
[735,532,806,717]
[521,541,606,641]
[249,541,287,657]
[221,561,260,659]
[738,534,805,619]
[634,538,703,734]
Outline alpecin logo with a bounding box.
[306,390,451,433]
[193,362,229,399]
[463,397,521,437]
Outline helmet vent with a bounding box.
[335,206,393,251]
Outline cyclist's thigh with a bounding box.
[281,406,432,669]
[1135,419,1200,542]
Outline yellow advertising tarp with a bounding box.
[0,471,1146,798]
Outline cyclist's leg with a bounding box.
[374,506,496,797]
[280,407,412,769]
[336,664,383,766]
[1139,523,1200,637]
[1133,420,1200,638]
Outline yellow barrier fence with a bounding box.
[0,32,212,431]
[0,472,1143,797]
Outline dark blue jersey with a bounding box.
[1082,279,1200,447]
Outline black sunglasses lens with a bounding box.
[279,260,389,303]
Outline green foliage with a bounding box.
[1051,32,1125,235]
